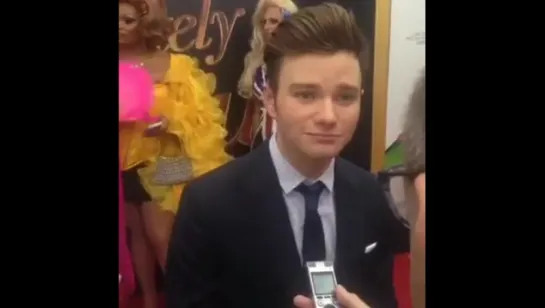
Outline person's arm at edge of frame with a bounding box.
[164,182,222,308]
[402,71,425,308]
[410,173,425,308]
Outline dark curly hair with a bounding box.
[119,0,173,51]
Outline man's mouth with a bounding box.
[307,133,341,138]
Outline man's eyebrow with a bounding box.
[288,83,320,90]
[287,83,361,92]
[336,83,360,91]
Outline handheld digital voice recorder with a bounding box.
[306,261,339,308]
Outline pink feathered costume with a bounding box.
[119,167,135,303]
[118,62,155,303]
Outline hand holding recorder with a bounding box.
[293,285,369,308]
[299,261,369,308]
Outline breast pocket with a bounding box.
[358,238,396,285]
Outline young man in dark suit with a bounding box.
[165,3,408,308]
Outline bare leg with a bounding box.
[126,202,159,308]
[141,202,175,271]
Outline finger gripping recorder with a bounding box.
[306,261,339,308]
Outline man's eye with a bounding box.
[295,92,316,100]
[336,94,358,104]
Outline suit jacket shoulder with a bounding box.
[181,147,271,221]
[182,153,248,211]
[336,157,380,188]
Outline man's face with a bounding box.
[264,52,362,159]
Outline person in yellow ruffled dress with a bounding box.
[119,1,230,307]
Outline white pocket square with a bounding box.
[364,242,377,254]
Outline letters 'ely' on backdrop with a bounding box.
[164,0,390,171]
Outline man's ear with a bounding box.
[263,84,277,119]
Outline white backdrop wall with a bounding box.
[385,0,425,147]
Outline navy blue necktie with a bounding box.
[296,181,326,262]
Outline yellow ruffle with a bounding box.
[119,122,155,170]
[137,54,231,213]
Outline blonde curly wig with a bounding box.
[237,0,298,99]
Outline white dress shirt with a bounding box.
[269,135,337,262]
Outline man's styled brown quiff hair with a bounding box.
[264,2,369,93]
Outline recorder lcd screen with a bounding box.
[311,272,336,295]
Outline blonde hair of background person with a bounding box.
[402,71,426,308]
[237,0,298,99]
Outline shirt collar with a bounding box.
[269,134,335,194]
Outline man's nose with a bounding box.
[316,99,337,125]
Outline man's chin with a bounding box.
[305,145,342,160]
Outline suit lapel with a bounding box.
[242,142,303,292]
[333,160,372,285]
[334,160,386,293]
[333,161,355,285]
